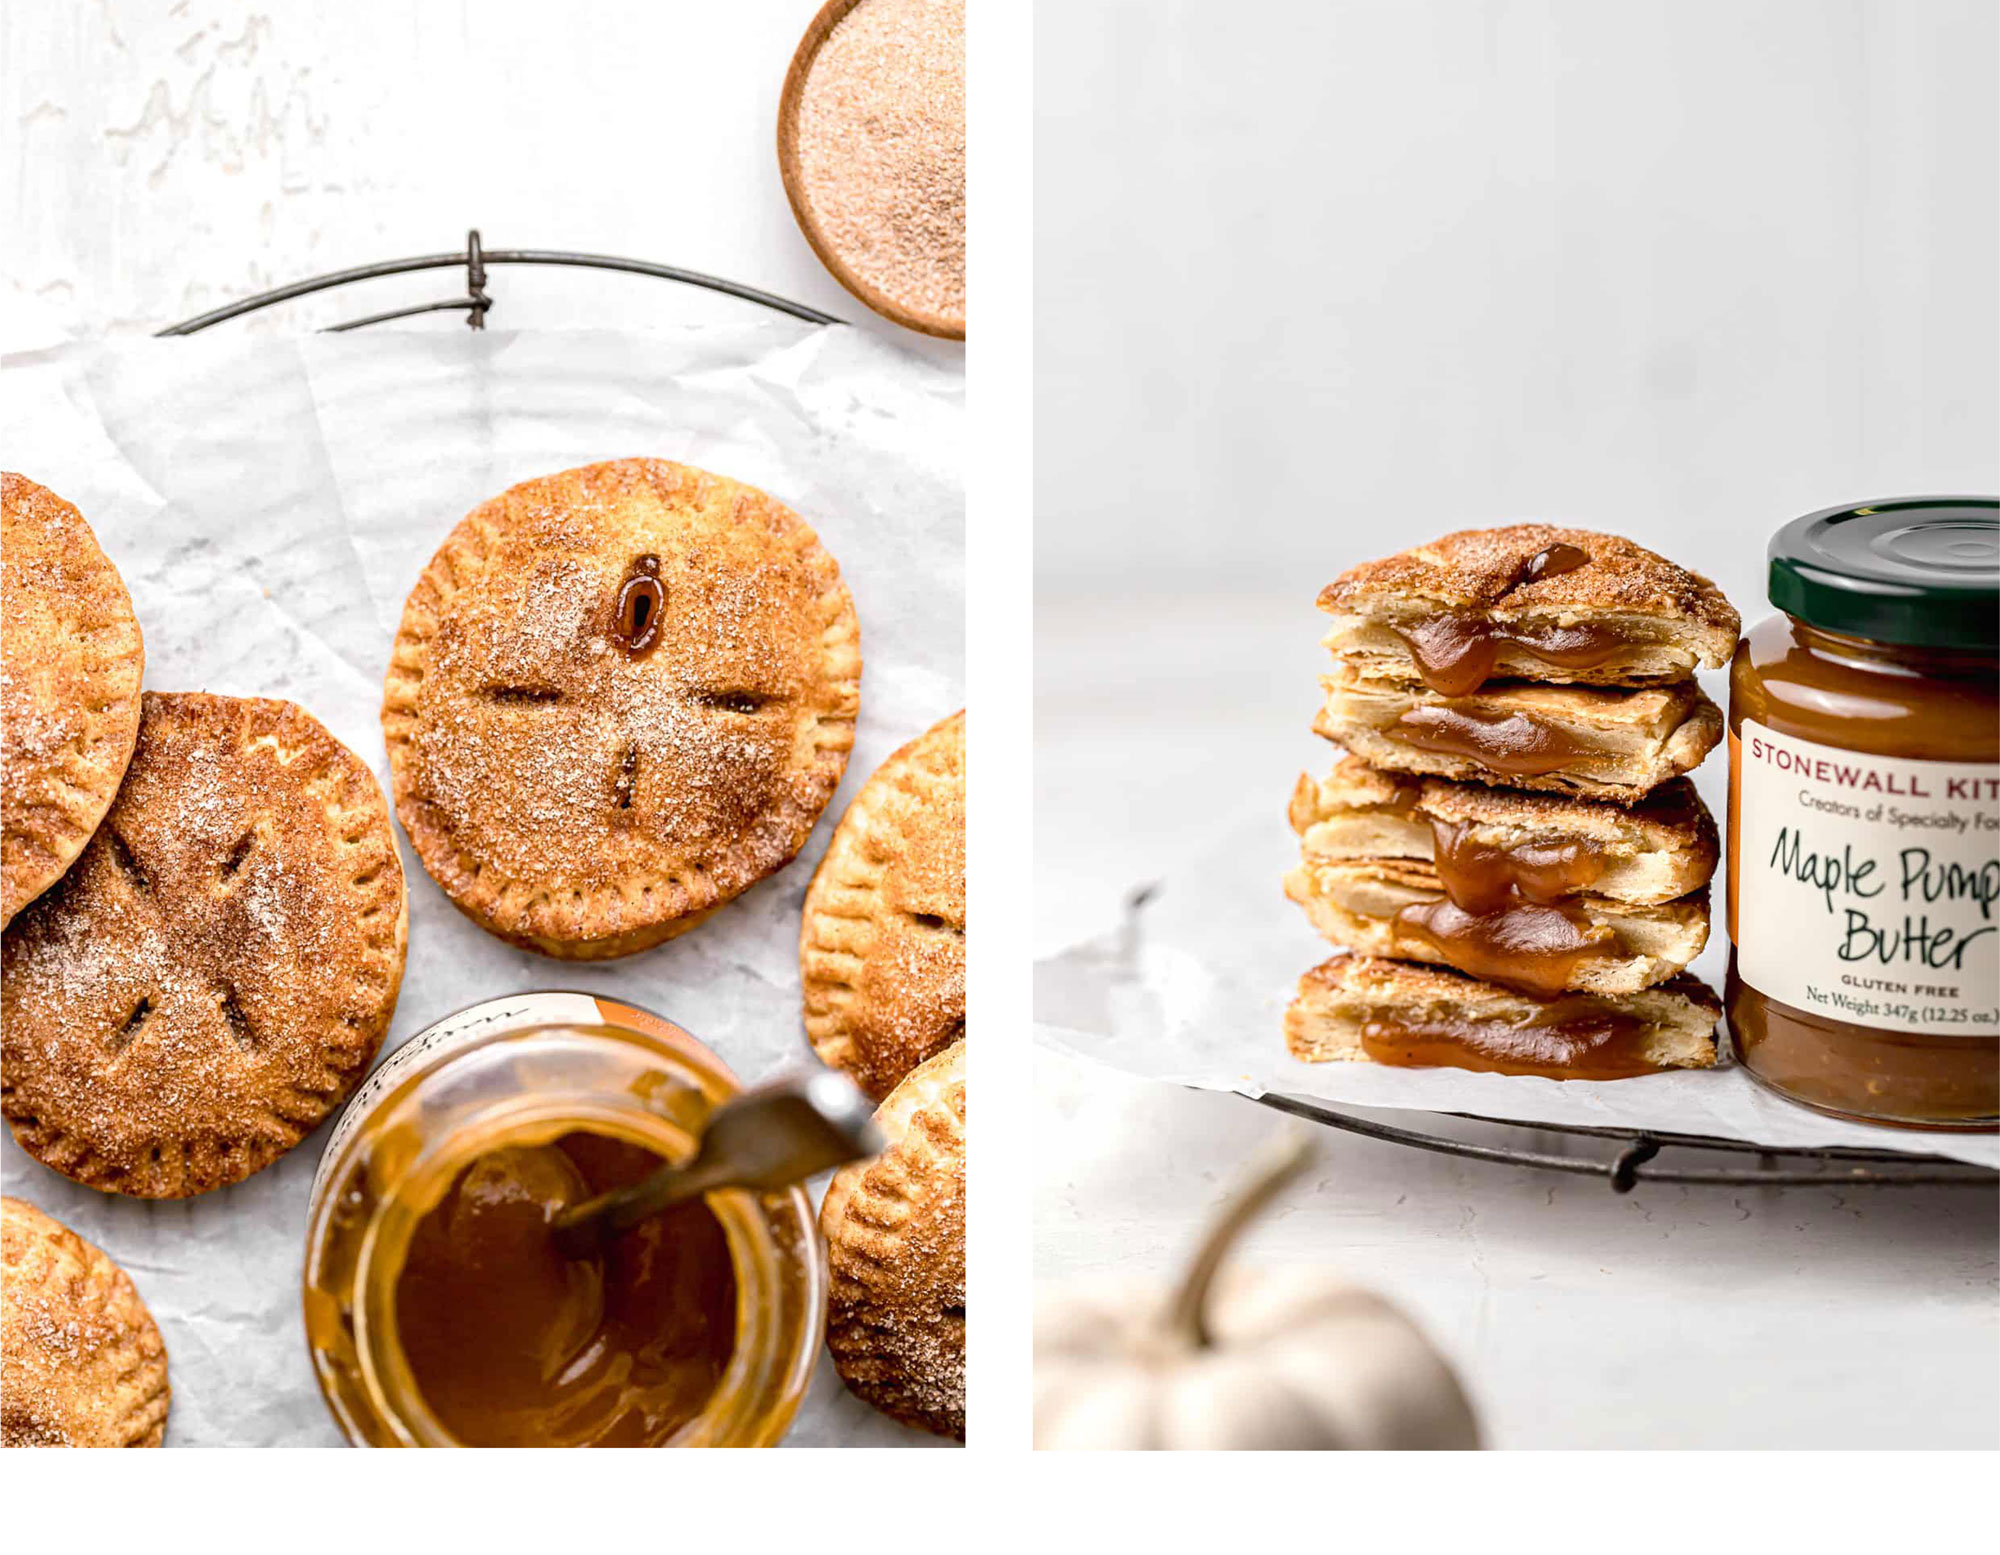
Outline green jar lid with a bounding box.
[1769,497,1998,651]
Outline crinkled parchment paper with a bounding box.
[1037,776,1999,1173]
[0,324,961,1446]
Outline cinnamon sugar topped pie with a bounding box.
[1,693,407,1198]
[383,459,861,958]
[1,1197,169,1447]
[821,1038,965,1440]
[2,473,145,928]
[803,709,965,1101]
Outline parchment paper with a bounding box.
[0,323,961,1447]
[1037,775,2000,1173]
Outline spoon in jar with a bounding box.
[550,1071,882,1259]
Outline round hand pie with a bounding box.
[820,1039,965,1440]
[2,473,145,928]
[1,692,408,1198]
[802,709,965,1100]
[1,1197,169,1447]
[382,459,862,958]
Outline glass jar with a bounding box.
[1727,498,1999,1130]
[303,991,825,1446]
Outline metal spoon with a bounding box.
[550,1071,881,1258]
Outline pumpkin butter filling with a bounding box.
[390,1131,737,1448]
[1386,613,1634,697]
[1357,999,1665,1079]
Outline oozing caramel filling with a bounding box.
[1392,898,1616,996]
[614,555,665,654]
[394,1131,736,1448]
[1428,816,1606,910]
[1519,541,1589,584]
[1390,614,1631,696]
[1360,998,1665,1078]
[1392,704,1598,776]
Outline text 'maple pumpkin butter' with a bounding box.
[1727,498,1999,1130]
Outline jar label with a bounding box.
[1731,720,2000,1036]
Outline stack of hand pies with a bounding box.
[1282,526,1739,1079]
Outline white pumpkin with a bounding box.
[1034,1134,1481,1450]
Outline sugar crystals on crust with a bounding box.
[1,473,145,928]
[0,693,407,1198]
[382,459,862,958]
[1,1197,170,1447]
[820,1039,965,1440]
[802,709,965,1100]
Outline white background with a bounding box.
[1036,0,1999,1449]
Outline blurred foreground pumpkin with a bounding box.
[1033,1133,1480,1450]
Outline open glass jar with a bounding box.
[1726,498,1999,1130]
[303,992,825,1446]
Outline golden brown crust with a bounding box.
[2,473,145,929]
[1289,755,1719,900]
[1316,524,1740,661]
[802,710,965,1101]
[382,459,861,958]
[1284,954,1721,1069]
[820,1039,965,1440]
[1,1198,169,1447]
[1,693,407,1198]
[1315,674,1725,803]
[1282,864,1711,994]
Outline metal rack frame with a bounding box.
[156,229,842,336]
[1255,1092,1997,1191]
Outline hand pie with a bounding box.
[1316,664,1724,802]
[1,1197,169,1447]
[383,459,861,959]
[820,1039,965,1440]
[1284,953,1721,1078]
[1317,524,1739,694]
[802,710,966,1101]
[1283,757,1715,995]
[1,474,145,928]
[1288,758,1718,906]
[1,693,407,1198]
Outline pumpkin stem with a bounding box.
[1166,1129,1315,1349]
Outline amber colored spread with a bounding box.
[1360,998,1664,1078]
[393,1131,736,1447]
[1428,816,1606,910]
[1393,704,1593,776]
[1390,615,1630,697]
[1729,614,1999,1129]
[1393,898,1615,997]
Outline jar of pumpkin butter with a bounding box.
[1727,498,1999,1130]
[302,992,825,1446]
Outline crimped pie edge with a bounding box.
[0,692,408,1198]
[380,459,861,957]
[801,708,966,1100]
[0,1196,170,1447]
[0,474,146,929]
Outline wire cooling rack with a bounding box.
[156,229,841,336]
[1254,1093,1996,1191]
